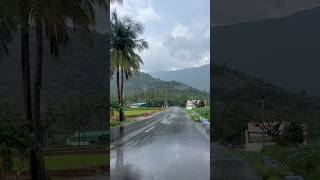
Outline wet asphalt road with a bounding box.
[110,107,210,180]
[211,145,261,180]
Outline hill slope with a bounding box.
[110,72,209,106]
[213,63,320,141]
[213,7,320,96]
[150,64,210,92]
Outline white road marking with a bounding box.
[144,126,154,133]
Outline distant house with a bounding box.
[130,102,147,108]
[245,122,307,151]
[186,100,200,110]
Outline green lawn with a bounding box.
[12,154,108,172]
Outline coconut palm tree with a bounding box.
[110,10,148,122]
[0,2,37,177]
[1,0,106,179]
[30,1,105,178]
[31,0,105,145]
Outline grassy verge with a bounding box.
[230,149,288,180]
[114,108,161,117]
[12,154,109,172]
[230,145,320,180]
[110,119,135,127]
[186,106,210,122]
[111,107,161,127]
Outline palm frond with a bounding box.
[110,10,148,78]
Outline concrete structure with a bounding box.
[130,102,147,108]
[67,130,108,146]
[245,122,307,151]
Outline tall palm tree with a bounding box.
[110,10,148,122]
[0,0,37,177]
[1,0,106,179]
[30,0,105,178]
[31,0,105,145]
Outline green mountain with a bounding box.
[213,63,320,142]
[213,7,320,96]
[110,72,209,106]
[150,64,210,92]
[0,29,108,110]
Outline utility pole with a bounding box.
[260,93,265,151]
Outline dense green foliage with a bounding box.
[0,120,31,174]
[197,100,206,108]
[216,104,251,144]
[186,107,210,122]
[110,72,209,107]
[278,122,305,146]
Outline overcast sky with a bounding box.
[213,0,320,26]
[111,0,210,72]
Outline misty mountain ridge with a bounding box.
[149,64,210,92]
[213,6,320,97]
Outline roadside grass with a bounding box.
[186,106,210,122]
[194,107,210,120]
[111,107,161,127]
[230,144,320,180]
[114,107,161,117]
[230,149,288,180]
[12,154,109,172]
[186,110,201,122]
[110,119,135,127]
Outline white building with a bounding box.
[186,100,200,110]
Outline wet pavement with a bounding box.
[110,107,210,180]
[211,145,261,180]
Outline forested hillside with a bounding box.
[213,7,320,96]
[110,72,209,107]
[213,63,320,143]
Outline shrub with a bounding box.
[279,122,304,147]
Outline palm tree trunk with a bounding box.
[35,18,43,146]
[120,68,125,121]
[116,68,124,122]
[20,20,40,180]
[34,18,47,180]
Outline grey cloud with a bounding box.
[162,34,208,63]
[213,0,320,26]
